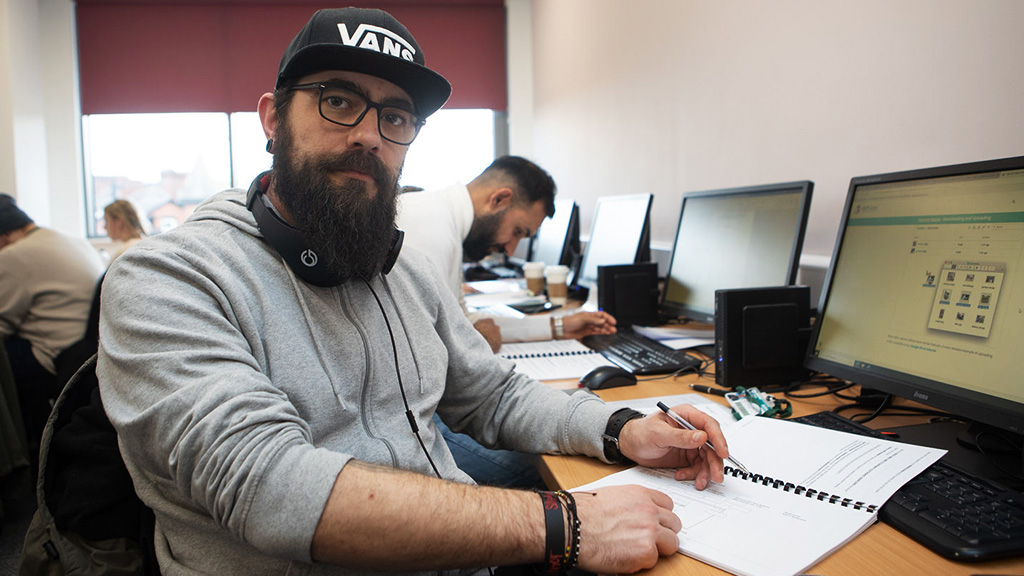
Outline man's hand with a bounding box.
[617,404,728,489]
[559,311,617,340]
[473,318,502,352]
[574,485,681,573]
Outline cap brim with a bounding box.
[278,45,452,118]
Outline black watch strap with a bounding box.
[602,408,645,464]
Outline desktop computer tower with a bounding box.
[714,286,813,388]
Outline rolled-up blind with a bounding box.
[76,1,506,114]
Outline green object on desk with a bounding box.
[726,386,792,420]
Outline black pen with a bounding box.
[656,401,751,474]
[690,384,728,396]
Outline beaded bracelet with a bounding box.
[557,491,581,571]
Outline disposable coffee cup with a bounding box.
[545,265,570,305]
[523,261,546,296]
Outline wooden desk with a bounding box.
[538,371,1024,575]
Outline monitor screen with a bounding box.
[575,194,653,289]
[660,182,813,323]
[806,156,1024,478]
[530,198,580,269]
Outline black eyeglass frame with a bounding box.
[290,82,425,146]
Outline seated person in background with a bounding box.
[96,8,729,575]
[397,155,616,352]
[0,193,105,437]
[102,199,147,263]
[400,157,618,488]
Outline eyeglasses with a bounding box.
[290,82,424,145]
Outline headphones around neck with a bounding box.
[246,172,438,477]
[245,171,404,287]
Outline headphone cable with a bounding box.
[363,277,441,478]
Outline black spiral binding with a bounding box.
[506,349,597,359]
[724,466,878,513]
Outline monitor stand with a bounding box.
[881,420,1024,490]
[579,288,600,312]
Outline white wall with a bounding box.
[0,0,82,235]
[41,0,86,236]
[0,0,49,222]
[526,0,1024,262]
[505,0,535,158]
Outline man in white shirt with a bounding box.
[397,157,618,488]
[397,156,616,351]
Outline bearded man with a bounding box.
[96,8,729,576]
[397,156,617,354]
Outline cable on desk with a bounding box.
[779,374,856,399]
[834,400,957,425]
[968,425,1024,484]
[833,393,893,423]
[694,357,715,379]
[636,358,708,382]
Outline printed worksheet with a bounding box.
[575,417,946,576]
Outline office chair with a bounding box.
[54,274,104,389]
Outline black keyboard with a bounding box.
[791,410,1024,561]
[463,264,523,281]
[581,331,701,375]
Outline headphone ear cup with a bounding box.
[247,172,404,284]
[247,172,345,287]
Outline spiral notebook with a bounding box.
[575,415,945,576]
[497,340,611,381]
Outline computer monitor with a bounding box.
[805,155,1024,486]
[529,198,580,269]
[575,193,653,289]
[660,181,813,323]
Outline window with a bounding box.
[83,113,231,236]
[83,110,498,237]
[402,108,496,190]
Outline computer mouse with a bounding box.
[579,365,637,390]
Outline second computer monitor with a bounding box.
[529,198,580,268]
[575,193,653,289]
[661,181,813,323]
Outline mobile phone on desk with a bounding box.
[507,301,562,314]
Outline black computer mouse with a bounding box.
[579,365,638,390]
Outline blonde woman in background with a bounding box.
[103,200,147,263]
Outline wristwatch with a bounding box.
[551,316,565,339]
[602,408,645,464]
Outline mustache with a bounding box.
[317,150,392,189]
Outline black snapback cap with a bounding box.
[277,8,452,117]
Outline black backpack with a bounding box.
[19,354,157,575]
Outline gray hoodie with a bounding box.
[97,189,615,575]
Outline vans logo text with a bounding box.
[337,24,415,61]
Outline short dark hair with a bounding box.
[272,78,300,123]
[480,156,556,217]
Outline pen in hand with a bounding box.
[656,401,751,474]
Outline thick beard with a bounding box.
[463,209,505,262]
[272,129,401,281]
